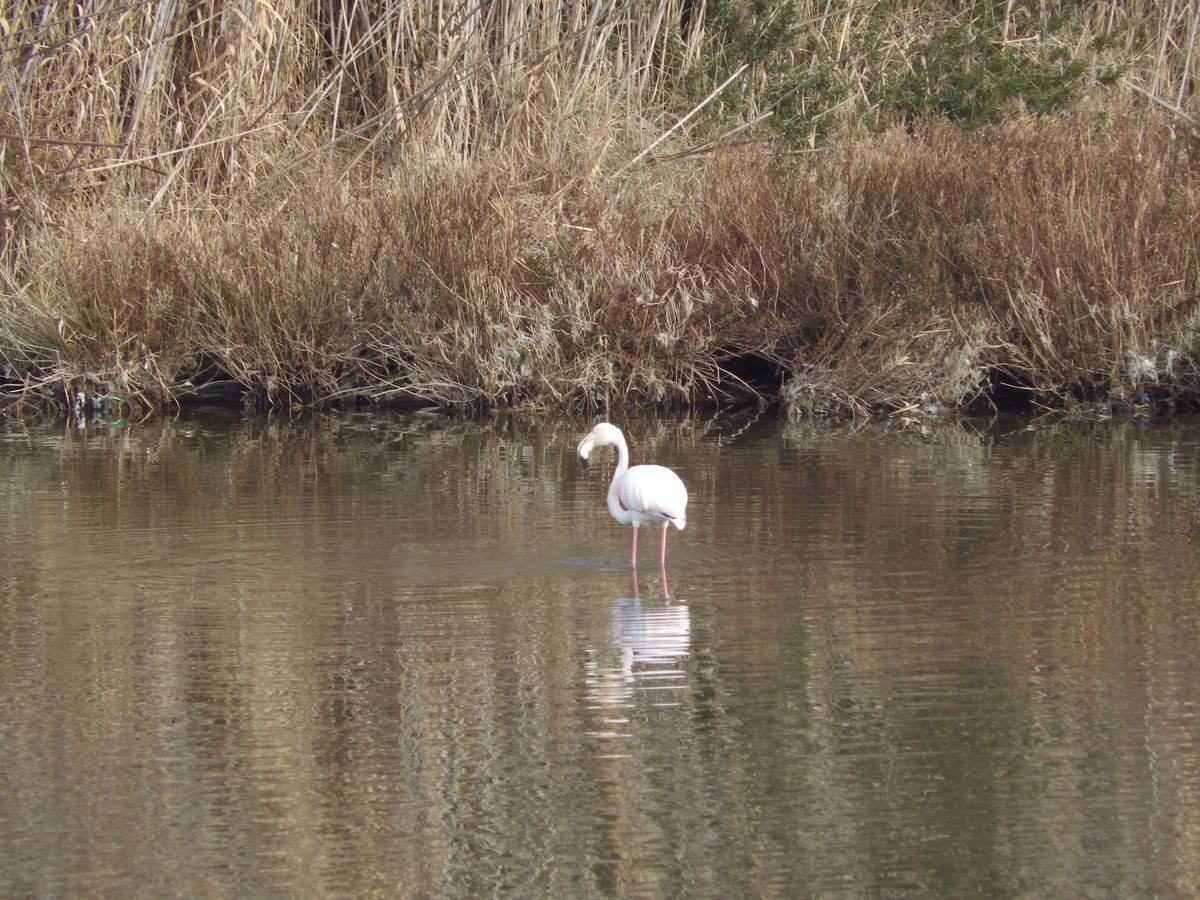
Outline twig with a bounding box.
[0,133,124,150]
[624,63,750,171]
[1126,80,1200,133]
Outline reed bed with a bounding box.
[2,1,1199,417]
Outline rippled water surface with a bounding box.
[3,412,1200,896]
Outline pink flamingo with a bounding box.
[577,422,688,569]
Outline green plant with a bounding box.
[879,22,1088,127]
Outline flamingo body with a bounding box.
[577,422,687,568]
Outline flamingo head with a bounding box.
[577,422,623,469]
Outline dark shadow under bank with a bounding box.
[2,357,1188,422]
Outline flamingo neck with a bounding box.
[605,434,633,525]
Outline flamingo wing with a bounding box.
[616,464,688,529]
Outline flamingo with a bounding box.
[577,422,688,570]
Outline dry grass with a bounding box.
[8,107,1197,417]
[780,111,1200,415]
[2,1,1199,417]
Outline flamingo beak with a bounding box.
[577,436,593,469]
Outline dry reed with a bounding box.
[2,1,1199,417]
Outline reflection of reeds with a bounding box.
[2,2,1199,416]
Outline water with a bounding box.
[2,412,1200,896]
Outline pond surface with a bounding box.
[2,411,1200,896]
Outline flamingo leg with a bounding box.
[630,525,639,567]
[659,525,669,569]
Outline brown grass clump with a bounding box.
[775,111,1200,416]
[9,107,1197,418]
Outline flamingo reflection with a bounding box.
[584,587,691,715]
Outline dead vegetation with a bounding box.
[2,2,1199,417]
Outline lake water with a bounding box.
[2,411,1200,896]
